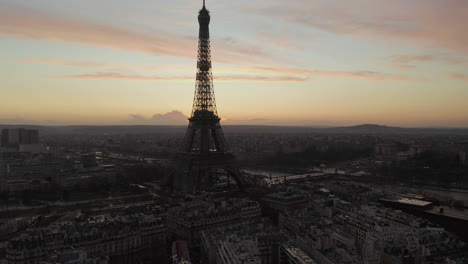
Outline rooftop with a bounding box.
[283,246,317,264]
[263,192,305,202]
[425,207,468,221]
[380,197,433,207]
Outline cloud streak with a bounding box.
[251,67,416,81]
[0,4,276,65]
[251,0,468,55]
[54,72,192,81]
[23,57,417,82]
[52,66,416,82]
[452,73,468,83]
[19,57,161,72]
[389,54,467,69]
[53,72,307,82]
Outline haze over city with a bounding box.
[1,1,468,264]
[1,0,467,127]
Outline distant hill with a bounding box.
[0,124,467,135]
[324,124,468,134]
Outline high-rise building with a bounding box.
[1,128,39,147]
[1,128,40,153]
[171,1,247,193]
[460,150,468,166]
[374,143,398,162]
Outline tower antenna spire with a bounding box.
[203,0,205,7]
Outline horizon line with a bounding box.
[1,123,468,130]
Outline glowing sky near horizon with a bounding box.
[0,0,467,127]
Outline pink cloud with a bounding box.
[389,54,467,69]
[122,111,189,125]
[252,0,468,55]
[452,73,468,83]
[251,66,416,81]
[19,57,161,72]
[53,72,192,81]
[0,4,276,65]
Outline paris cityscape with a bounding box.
[1,0,468,264]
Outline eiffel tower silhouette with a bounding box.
[171,1,247,193]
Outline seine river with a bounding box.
[399,186,468,206]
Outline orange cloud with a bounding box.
[251,67,416,81]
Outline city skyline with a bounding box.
[1,0,468,127]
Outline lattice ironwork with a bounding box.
[182,3,226,154]
[173,1,247,193]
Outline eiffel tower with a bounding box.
[172,0,247,193]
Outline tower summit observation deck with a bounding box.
[171,0,247,194]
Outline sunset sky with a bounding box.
[0,0,467,127]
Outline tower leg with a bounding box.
[225,167,246,191]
